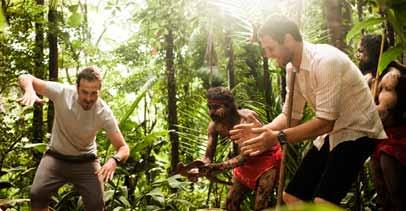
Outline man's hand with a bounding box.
[231,124,278,156]
[230,123,260,146]
[238,109,263,126]
[17,90,43,106]
[95,158,117,182]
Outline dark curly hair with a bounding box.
[359,34,389,75]
[206,86,237,111]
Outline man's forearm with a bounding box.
[284,117,335,144]
[264,113,300,131]
[212,154,245,170]
[115,144,130,162]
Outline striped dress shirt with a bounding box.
[282,42,387,150]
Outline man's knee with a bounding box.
[84,201,104,211]
[82,192,104,211]
[30,186,50,209]
[283,192,303,205]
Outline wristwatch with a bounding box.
[111,155,122,164]
[277,130,288,145]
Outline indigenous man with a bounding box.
[191,86,282,211]
[357,34,406,211]
[17,67,130,211]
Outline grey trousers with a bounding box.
[30,154,104,210]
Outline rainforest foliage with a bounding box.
[0,0,405,210]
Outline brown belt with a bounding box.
[46,150,97,163]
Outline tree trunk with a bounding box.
[47,0,58,133]
[1,0,9,23]
[225,32,235,89]
[357,0,364,21]
[165,28,179,174]
[323,0,351,51]
[225,31,239,156]
[33,0,45,146]
[205,26,216,87]
[81,0,90,64]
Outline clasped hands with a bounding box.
[230,123,279,156]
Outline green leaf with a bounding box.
[68,4,79,13]
[22,143,47,153]
[49,0,60,9]
[146,188,165,204]
[104,190,116,203]
[119,76,157,125]
[345,18,383,43]
[118,195,131,208]
[67,12,83,27]
[269,202,344,211]
[71,39,82,49]
[133,131,167,152]
[167,175,185,189]
[378,46,403,75]
[0,199,30,207]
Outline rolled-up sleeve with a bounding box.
[313,57,342,120]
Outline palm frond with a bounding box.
[119,76,158,126]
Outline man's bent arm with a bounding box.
[96,130,129,182]
[283,117,335,144]
[376,70,399,124]
[17,74,47,106]
[18,74,47,96]
[264,113,300,131]
[107,131,130,162]
[203,122,218,164]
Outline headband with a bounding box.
[207,99,227,104]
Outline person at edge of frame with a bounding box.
[357,34,406,211]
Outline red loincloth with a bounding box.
[374,125,406,166]
[233,144,282,190]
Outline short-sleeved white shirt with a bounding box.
[44,82,119,156]
[282,42,387,150]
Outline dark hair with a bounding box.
[258,15,302,43]
[360,34,389,64]
[206,86,237,110]
[76,67,102,87]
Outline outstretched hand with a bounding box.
[230,124,278,156]
[17,90,43,106]
[230,123,260,146]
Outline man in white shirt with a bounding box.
[18,67,130,211]
[230,16,386,206]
